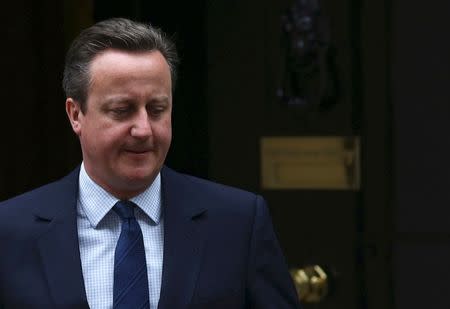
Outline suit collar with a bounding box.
[78,163,163,228]
[32,167,80,221]
[160,166,207,218]
[34,167,89,308]
[158,166,208,308]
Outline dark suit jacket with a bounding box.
[0,166,300,308]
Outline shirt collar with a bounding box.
[78,162,162,228]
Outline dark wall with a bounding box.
[392,1,450,308]
[0,1,79,201]
[359,1,393,308]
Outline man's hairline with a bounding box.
[72,48,172,113]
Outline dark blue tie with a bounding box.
[113,200,150,309]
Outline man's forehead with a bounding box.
[88,50,170,83]
[90,49,168,66]
[101,94,171,105]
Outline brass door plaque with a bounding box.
[261,136,360,190]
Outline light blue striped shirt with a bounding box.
[77,163,164,309]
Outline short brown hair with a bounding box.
[62,18,179,112]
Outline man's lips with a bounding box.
[123,148,153,154]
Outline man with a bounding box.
[0,18,300,308]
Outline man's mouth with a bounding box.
[124,148,153,154]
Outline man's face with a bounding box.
[66,49,172,198]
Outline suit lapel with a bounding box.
[158,167,207,308]
[34,168,89,308]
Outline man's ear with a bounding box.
[66,98,83,136]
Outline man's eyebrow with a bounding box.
[100,95,171,106]
[150,95,170,103]
[101,96,133,105]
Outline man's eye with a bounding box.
[111,108,129,115]
[149,106,165,116]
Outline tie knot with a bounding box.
[113,200,136,220]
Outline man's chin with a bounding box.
[122,168,159,186]
[108,173,156,199]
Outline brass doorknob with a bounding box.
[290,265,328,303]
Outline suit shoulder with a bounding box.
[164,166,258,198]
[162,166,264,215]
[0,168,79,219]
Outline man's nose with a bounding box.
[131,109,152,138]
